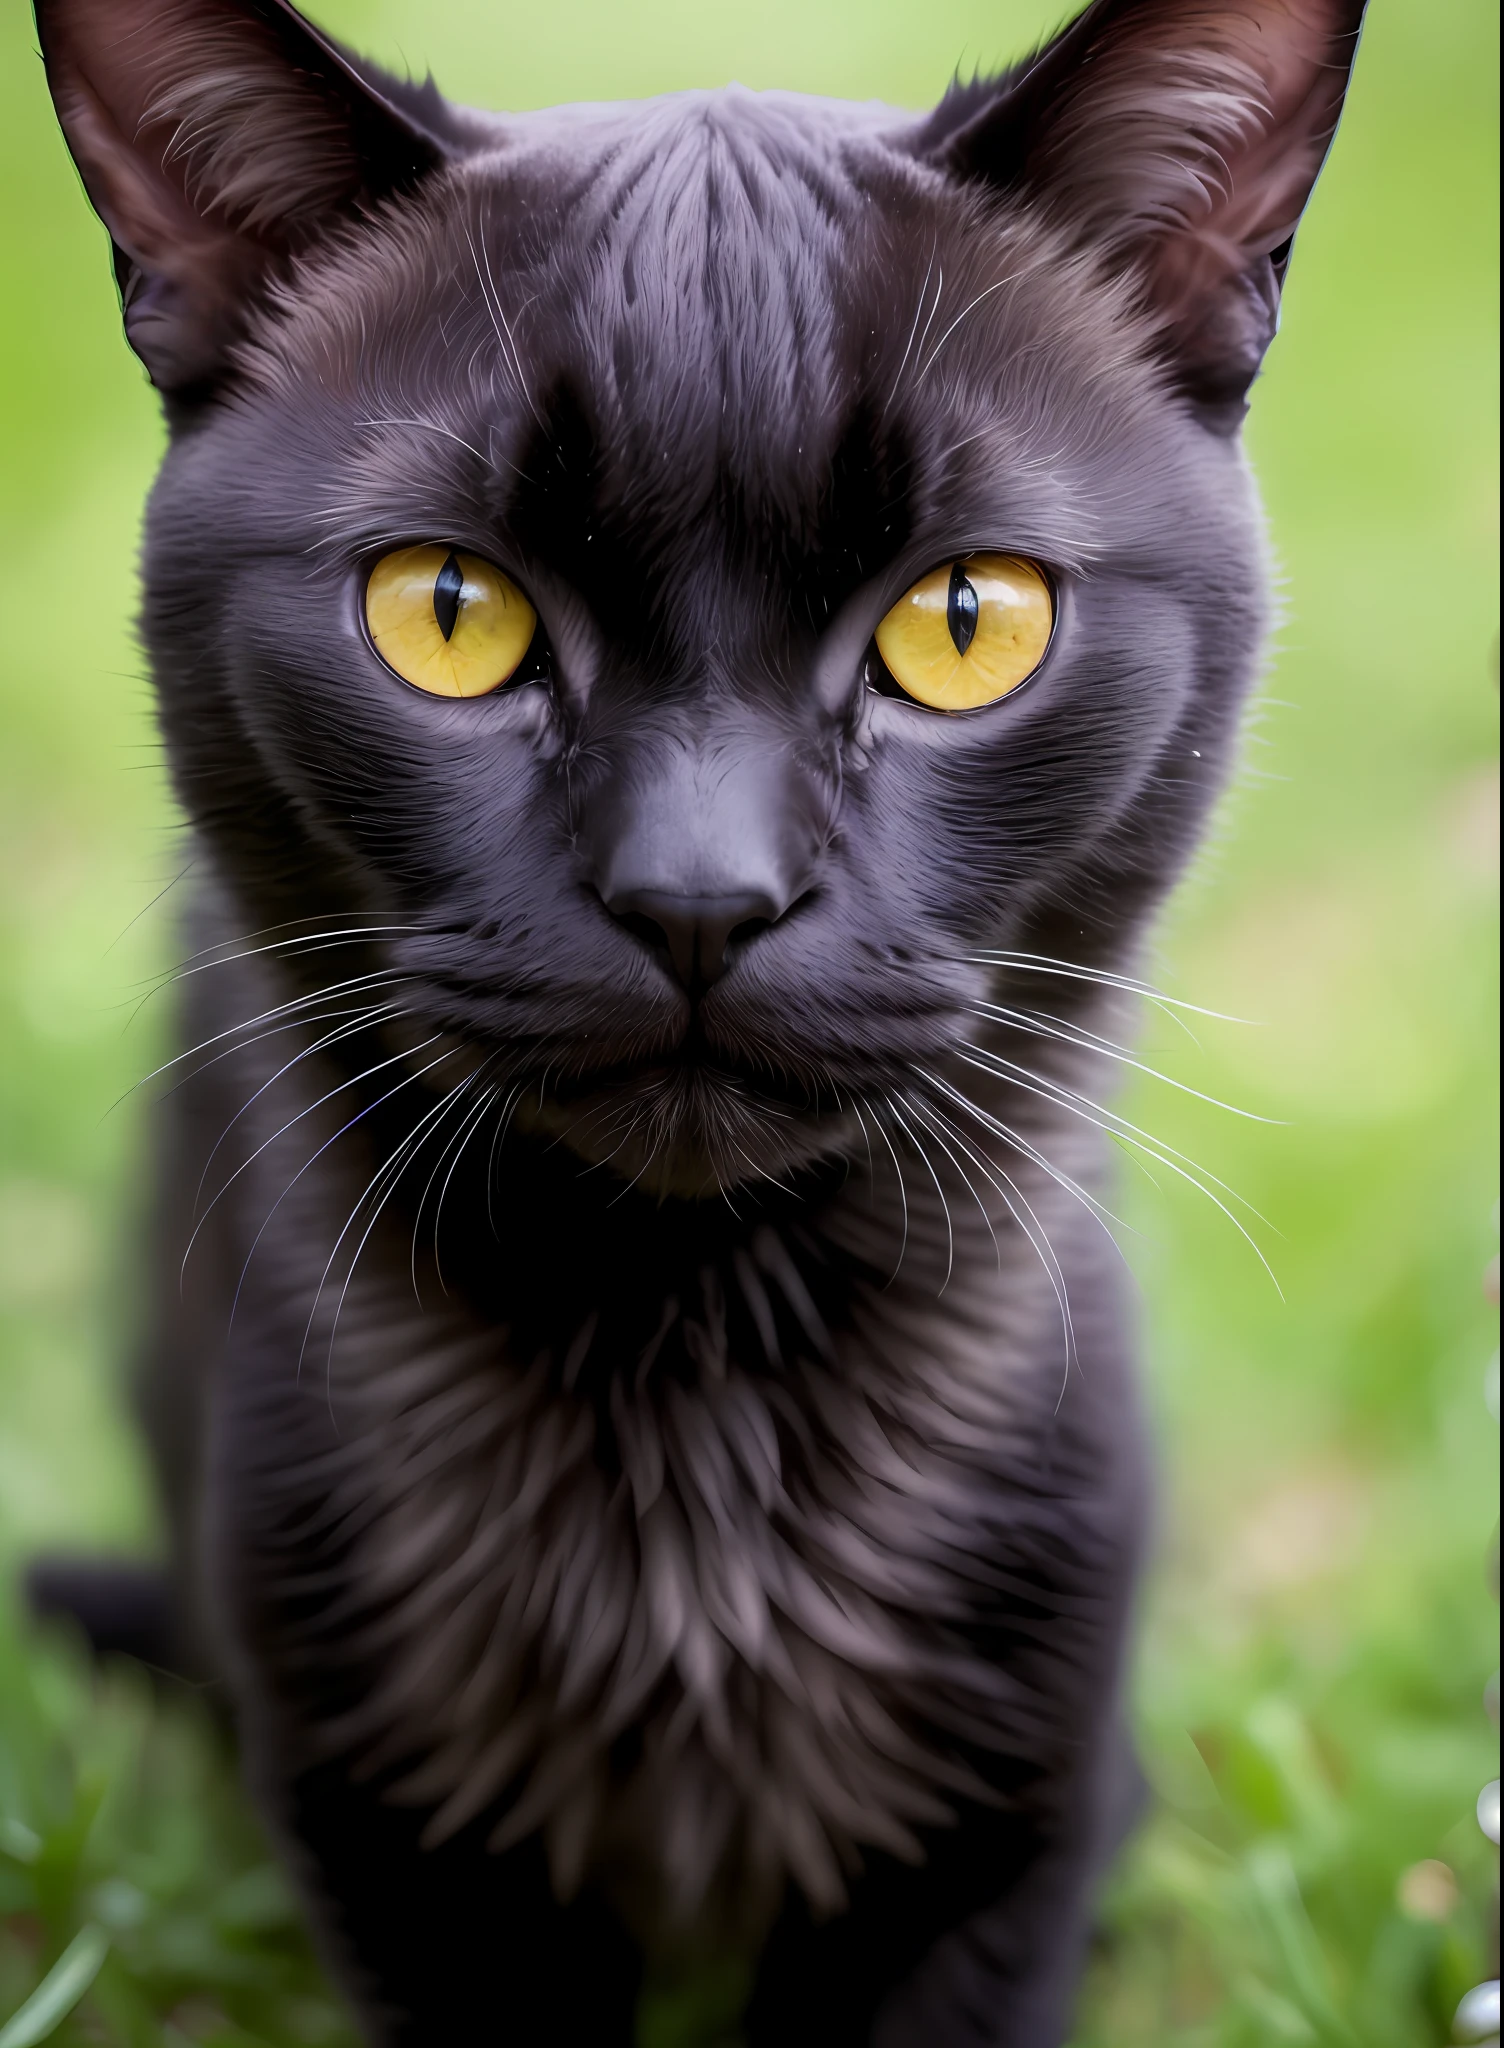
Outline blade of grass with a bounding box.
[1245,1844,1359,2047]
[0,1924,110,2048]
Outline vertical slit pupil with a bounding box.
[947,562,979,657]
[433,552,465,641]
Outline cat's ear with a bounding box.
[34,0,452,396]
[917,0,1367,429]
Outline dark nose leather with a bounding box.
[605,887,781,990]
[585,726,826,992]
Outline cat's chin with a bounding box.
[513,1065,860,1199]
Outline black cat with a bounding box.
[31,0,1366,2040]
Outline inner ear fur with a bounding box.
[919,0,1367,430]
[34,0,448,396]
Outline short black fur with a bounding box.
[32,0,1367,2040]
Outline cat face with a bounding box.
[39,0,1366,1195]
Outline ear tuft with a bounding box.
[919,0,1368,429]
[35,0,449,396]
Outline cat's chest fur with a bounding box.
[208,1013,1132,1951]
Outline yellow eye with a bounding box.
[873,553,1053,711]
[365,545,538,698]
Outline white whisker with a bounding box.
[431,1072,505,1297]
[899,1090,999,1269]
[916,272,1018,385]
[885,245,937,410]
[485,1083,527,1239]
[230,1042,466,1331]
[126,970,413,1101]
[133,998,404,1115]
[298,1065,480,1387]
[957,1040,1268,1222]
[193,1003,407,1211]
[149,922,429,992]
[953,1044,1281,1296]
[968,1001,1278,1123]
[909,1063,1125,1244]
[185,1032,445,1284]
[882,1094,955,1291]
[409,1070,492,1305]
[904,1085,1080,1389]
[864,1098,911,1284]
[353,414,486,462]
[968,949,1251,1026]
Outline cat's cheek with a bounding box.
[854,677,1048,754]
[479,682,560,755]
[373,670,561,754]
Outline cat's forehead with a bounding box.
[468,87,902,420]
[282,84,987,426]
[489,81,898,166]
[249,81,1180,610]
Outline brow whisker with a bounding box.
[353,414,487,463]
[916,272,1018,385]
[107,855,198,953]
[466,223,546,433]
[885,244,937,410]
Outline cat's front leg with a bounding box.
[235,1733,643,2048]
[864,1790,1131,2048]
[745,1720,1140,2048]
[206,1326,645,2047]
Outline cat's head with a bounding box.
[39,0,1364,1197]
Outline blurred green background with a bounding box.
[0,0,1497,2042]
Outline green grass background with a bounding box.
[0,0,1497,2041]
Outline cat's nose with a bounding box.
[582,726,828,992]
[603,887,783,991]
